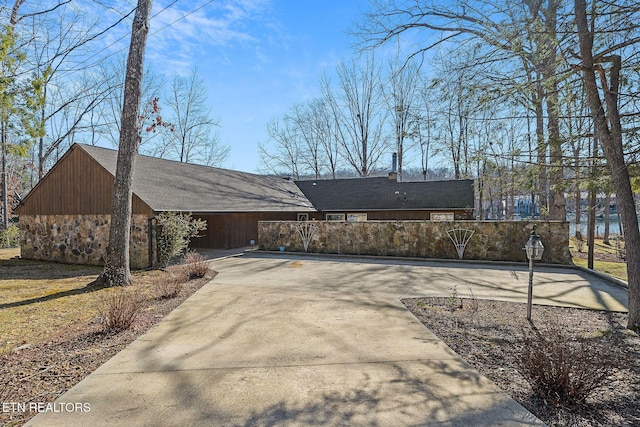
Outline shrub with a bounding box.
[155,271,183,299]
[178,250,210,280]
[98,287,145,331]
[516,326,617,406]
[156,212,207,266]
[0,224,19,248]
[446,284,462,312]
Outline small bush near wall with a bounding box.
[0,224,20,248]
[258,220,572,265]
[156,212,207,267]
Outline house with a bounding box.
[16,144,476,268]
[15,144,314,268]
[295,176,475,221]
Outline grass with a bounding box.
[0,248,172,355]
[572,258,628,281]
[569,237,628,282]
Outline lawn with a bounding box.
[568,237,628,282]
[0,247,213,426]
[572,257,628,281]
[0,248,180,355]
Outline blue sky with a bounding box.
[141,0,372,173]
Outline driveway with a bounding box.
[27,253,627,426]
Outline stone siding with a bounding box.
[258,220,572,265]
[20,214,153,269]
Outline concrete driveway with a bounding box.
[27,253,627,426]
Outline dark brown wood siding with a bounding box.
[16,145,153,216]
[190,212,299,249]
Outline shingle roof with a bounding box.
[294,177,475,211]
[79,144,315,213]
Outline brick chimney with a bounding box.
[388,152,398,181]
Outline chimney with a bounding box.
[388,152,398,181]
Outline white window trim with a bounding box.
[430,212,455,221]
[347,213,367,222]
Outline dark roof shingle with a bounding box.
[294,177,474,212]
[80,144,315,213]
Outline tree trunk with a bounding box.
[534,87,548,218]
[575,187,582,239]
[587,184,596,269]
[542,1,565,221]
[603,192,611,244]
[575,0,640,330]
[587,132,598,270]
[94,0,153,287]
[1,122,7,230]
[547,94,566,221]
[1,1,25,230]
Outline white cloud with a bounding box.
[146,0,278,75]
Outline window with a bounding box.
[326,213,345,221]
[430,212,454,221]
[347,213,367,222]
[297,213,309,221]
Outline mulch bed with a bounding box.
[0,275,211,427]
[403,297,640,426]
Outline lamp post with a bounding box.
[524,225,544,321]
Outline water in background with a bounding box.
[568,214,640,237]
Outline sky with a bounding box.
[138,0,373,173]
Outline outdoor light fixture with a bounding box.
[524,225,545,321]
[525,226,545,261]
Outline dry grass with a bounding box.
[0,248,211,355]
[0,248,215,426]
[0,249,104,354]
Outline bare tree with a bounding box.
[382,52,420,181]
[283,103,323,178]
[308,98,341,178]
[358,0,567,219]
[94,0,153,287]
[92,54,165,150]
[429,51,483,180]
[259,98,342,179]
[412,74,438,181]
[563,82,591,238]
[159,67,228,166]
[321,55,388,176]
[574,0,640,330]
[24,4,137,179]
[259,117,301,178]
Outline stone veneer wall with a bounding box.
[258,220,572,265]
[20,214,153,269]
